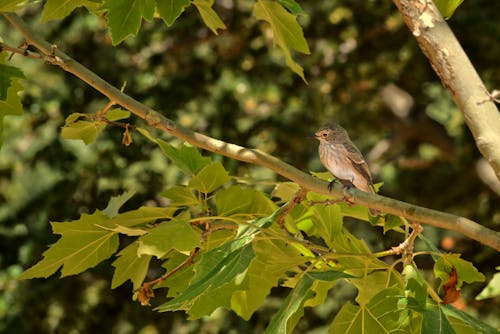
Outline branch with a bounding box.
[2,13,499,251]
[392,0,500,179]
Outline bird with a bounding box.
[313,123,377,214]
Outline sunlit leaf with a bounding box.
[102,190,136,217]
[434,254,485,290]
[254,0,310,81]
[434,0,464,19]
[161,186,199,206]
[41,0,100,21]
[111,241,151,289]
[0,0,27,11]
[158,140,211,175]
[476,266,500,300]
[0,63,24,100]
[157,0,190,26]
[19,210,119,279]
[137,220,201,258]
[107,206,178,228]
[192,0,226,35]
[102,0,156,44]
[0,79,23,148]
[189,161,230,194]
[105,108,130,121]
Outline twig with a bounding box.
[2,12,500,251]
[276,187,308,228]
[137,247,200,306]
[373,221,423,261]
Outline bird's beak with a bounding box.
[307,133,318,139]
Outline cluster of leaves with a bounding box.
[17,120,493,332]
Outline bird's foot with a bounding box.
[327,179,340,192]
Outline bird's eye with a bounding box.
[322,133,328,137]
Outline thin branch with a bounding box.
[2,13,500,251]
[275,187,308,228]
[392,0,500,179]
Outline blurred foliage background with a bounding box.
[1,0,499,332]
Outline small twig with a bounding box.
[477,86,500,105]
[95,100,116,118]
[137,247,200,306]
[374,221,423,261]
[0,41,43,60]
[308,198,347,206]
[276,187,308,228]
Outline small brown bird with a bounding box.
[314,124,376,211]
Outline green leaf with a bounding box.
[60,120,106,144]
[111,241,151,289]
[330,286,410,334]
[158,140,211,175]
[254,0,310,82]
[277,0,303,14]
[161,185,199,206]
[0,63,24,101]
[434,0,464,19]
[434,254,485,290]
[41,0,101,21]
[231,238,311,319]
[19,210,119,279]
[216,185,275,217]
[102,190,136,217]
[105,108,130,121]
[0,0,27,11]
[189,161,230,194]
[443,304,500,334]
[271,182,300,202]
[156,252,196,296]
[476,266,500,300]
[384,214,406,232]
[102,0,156,45]
[157,0,190,26]
[155,235,255,318]
[0,79,23,149]
[420,304,455,334]
[107,206,177,228]
[311,204,343,248]
[192,0,226,35]
[137,220,201,258]
[265,273,315,334]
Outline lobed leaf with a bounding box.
[188,161,230,194]
[111,241,151,289]
[0,63,25,101]
[254,0,310,81]
[434,254,485,290]
[137,220,201,258]
[157,0,190,26]
[192,0,226,35]
[102,0,156,45]
[19,210,119,279]
[60,120,106,144]
[158,139,211,175]
[41,0,101,21]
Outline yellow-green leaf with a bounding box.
[111,241,151,289]
[157,0,190,26]
[192,0,226,35]
[189,161,230,194]
[19,210,119,279]
[254,0,310,82]
[60,120,105,144]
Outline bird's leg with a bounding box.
[327,178,340,192]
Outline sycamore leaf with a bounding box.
[0,63,24,101]
[106,206,177,228]
[188,161,230,194]
[216,185,275,217]
[434,0,464,19]
[311,204,343,248]
[102,190,136,217]
[0,79,23,148]
[60,120,106,144]
[254,0,310,82]
[192,0,226,35]
[41,0,101,21]
[97,224,148,236]
[105,108,130,121]
[476,266,500,300]
[330,286,410,333]
[420,304,455,334]
[277,0,303,15]
[161,185,199,206]
[19,210,119,279]
[442,304,500,334]
[137,220,201,258]
[102,0,156,45]
[231,238,311,319]
[434,254,485,290]
[157,0,190,26]
[265,274,315,334]
[111,241,151,289]
[158,140,211,175]
[155,234,255,318]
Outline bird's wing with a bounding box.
[343,142,373,186]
